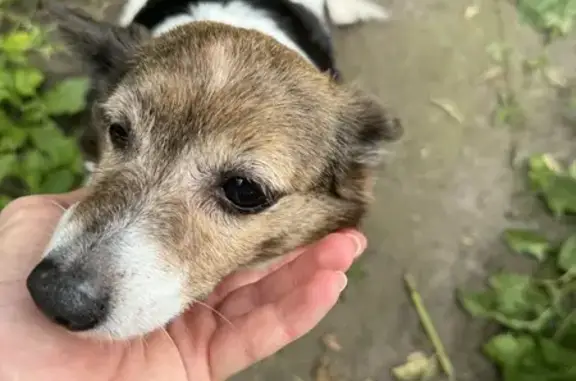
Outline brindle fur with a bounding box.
[42,2,402,318]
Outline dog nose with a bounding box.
[26,258,109,331]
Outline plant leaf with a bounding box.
[459,290,496,317]
[558,234,576,272]
[540,175,576,216]
[504,229,550,261]
[29,125,81,170]
[0,195,12,210]
[569,161,576,178]
[42,77,90,115]
[484,333,534,366]
[459,278,552,333]
[0,153,17,182]
[529,154,563,190]
[19,150,45,193]
[555,314,576,349]
[1,30,35,58]
[20,100,48,123]
[489,273,535,317]
[500,337,576,380]
[40,169,75,194]
[0,111,27,152]
[538,337,576,367]
[0,129,26,152]
[13,67,44,96]
[528,154,576,215]
[517,0,576,39]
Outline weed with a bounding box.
[516,0,576,43]
[0,2,90,208]
[488,0,576,128]
[460,154,576,380]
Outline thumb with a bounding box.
[0,188,87,223]
[44,187,88,208]
[0,188,87,280]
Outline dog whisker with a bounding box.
[47,199,67,213]
[188,298,255,359]
[192,298,237,331]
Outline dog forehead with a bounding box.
[98,22,348,187]
[105,31,340,165]
[114,73,334,148]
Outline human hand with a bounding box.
[0,190,366,381]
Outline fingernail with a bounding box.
[345,232,366,258]
[336,272,348,292]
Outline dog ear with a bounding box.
[328,90,402,202]
[42,2,149,88]
[340,90,403,168]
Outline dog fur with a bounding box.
[26,0,402,340]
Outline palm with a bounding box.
[0,194,361,381]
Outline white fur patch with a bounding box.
[91,227,185,339]
[83,161,95,186]
[84,161,96,173]
[43,202,81,257]
[163,2,310,60]
[45,214,186,340]
[118,0,148,26]
[118,0,312,61]
[326,0,389,26]
[152,14,196,35]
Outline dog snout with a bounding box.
[26,258,109,332]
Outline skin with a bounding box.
[0,189,365,381]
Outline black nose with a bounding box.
[26,259,109,331]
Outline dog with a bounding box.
[26,0,403,340]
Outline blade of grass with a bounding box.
[404,273,455,381]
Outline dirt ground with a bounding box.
[33,0,576,380]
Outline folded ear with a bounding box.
[329,90,403,202]
[41,1,149,88]
[340,90,403,168]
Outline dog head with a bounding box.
[27,4,403,340]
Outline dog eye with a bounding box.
[222,176,270,213]
[108,123,130,150]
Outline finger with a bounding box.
[207,229,364,306]
[0,189,87,278]
[0,210,68,279]
[0,188,87,244]
[215,231,364,319]
[0,188,87,222]
[206,247,306,306]
[209,270,347,381]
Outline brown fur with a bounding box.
[45,4,402,304]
